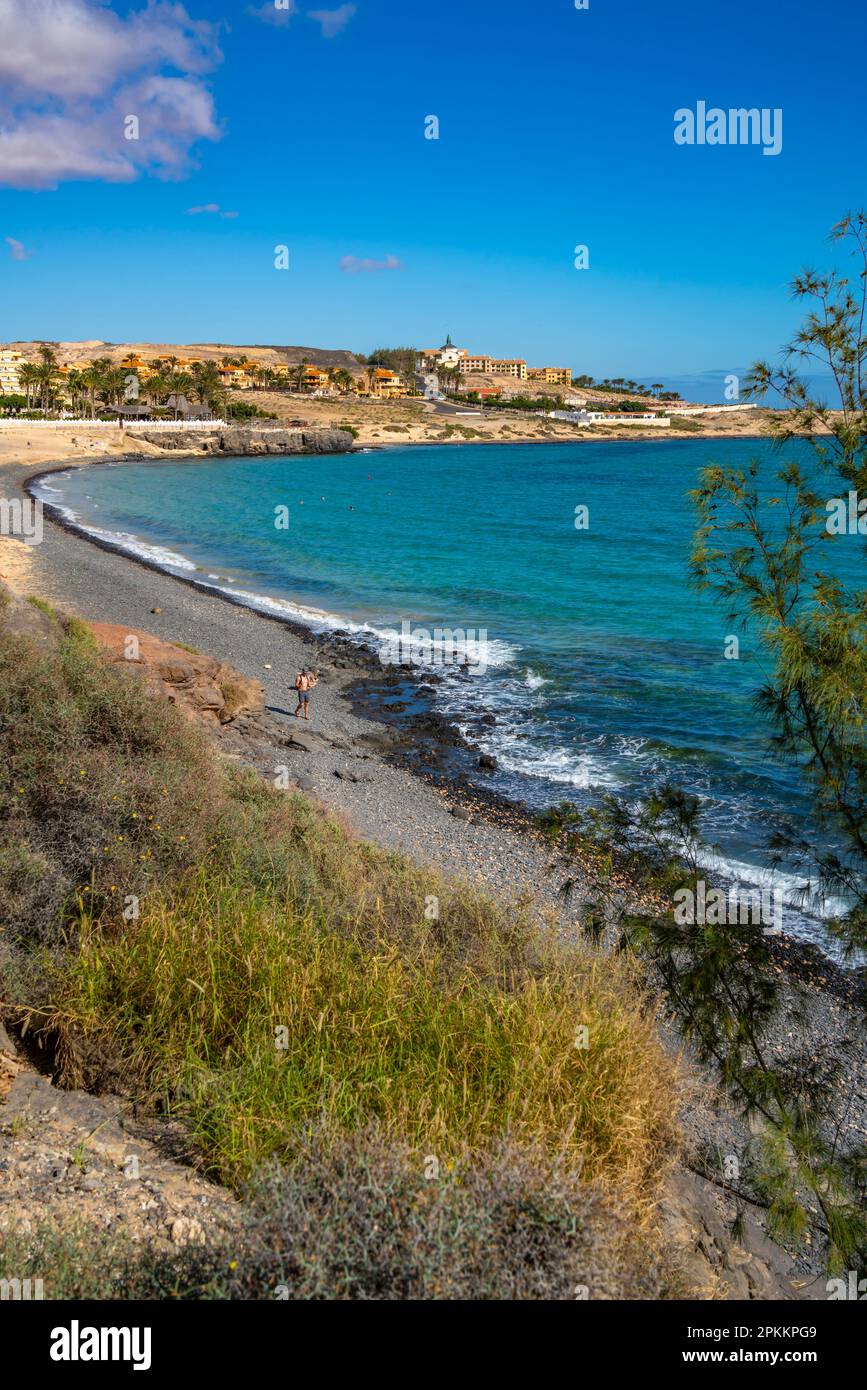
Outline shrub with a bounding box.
[0,615,225,950]
[221,1129,668,1300]
[0,1131,670,1300]
[49,868,676,1199]
[1,595,681,1294]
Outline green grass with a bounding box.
[51,866,675,1193]
[0,591,683,1294]
[26,596,59,621]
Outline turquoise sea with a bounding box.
[39,439,861,949]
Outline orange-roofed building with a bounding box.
[370,367,406,399]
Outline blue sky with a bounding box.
[0,0,864,398]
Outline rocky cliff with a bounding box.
[132,426,354,456]
[88,623,265,725]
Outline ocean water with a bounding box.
[39,439,862,950]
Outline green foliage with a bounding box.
[0,611,226,952]
[542,786,867,1270]
[365,346,417,381]
[26,596,59,620]
[451,392,565,413]
[226,400,275,420]
[1,600,679,1287]
[49,859,676,1189]
[690,211,867,953]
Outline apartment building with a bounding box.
[0,349,24,393]
[528,367,571,386]
[301,365,331,394]
[489,359,528,381]
[218,364,254,390]
[369,367,406,399]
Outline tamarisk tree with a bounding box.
[691,210,867,952]
[540,786,866,1270]
[541,214,867,1269]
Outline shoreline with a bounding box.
[3,449,866,1290]
[0,406,784,463]
[17,456,865,997]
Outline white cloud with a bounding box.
[5,235,33,260]
[0,0,223,190]
[308,4,356,39]
[340,253,402,275]
[187,202,239,218]
[247,1,298,25]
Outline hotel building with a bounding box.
[0,349,24,393]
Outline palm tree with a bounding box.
[143,372,171,412]
[64,368,88,415]
[101,366,130,409]
[32,344,61,412]
[78,368,98,419]
[295,359,312,393]
[167,372,194,418]
[78,357,111,416]
[18,362,39,409]
[190,360,221,407]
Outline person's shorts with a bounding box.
[298,690,310,704]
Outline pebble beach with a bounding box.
[2,446,865,1289]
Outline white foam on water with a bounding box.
[374,622,516,672]
[434,658,622,794]
[702,849,851,923]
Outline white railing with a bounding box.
[127,419,227,429]
[0,418,226,429]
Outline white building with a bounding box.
[419,336,468,370]
[0,349,24,394]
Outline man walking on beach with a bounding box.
[294,667,317,720]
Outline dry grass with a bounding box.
[1,594,683,1294]
[50,866,676,1201]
